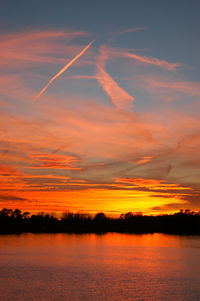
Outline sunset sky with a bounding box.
[0,0,200,215]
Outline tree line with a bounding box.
[0,208,200,234]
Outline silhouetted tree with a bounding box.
[0,208,13,217]
[0,208,200,234]
[22,212,30,219]
[94,212,107,220]
[11,209,22,219]
[125,212,134,220]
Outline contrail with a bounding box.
[33,40,94,100]
[96,46,134,111]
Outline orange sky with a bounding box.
[0,28,200,216]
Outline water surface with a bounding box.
[0,233,200,300]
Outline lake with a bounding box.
[0,233,200,300]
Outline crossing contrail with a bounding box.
[96,46,134,111]
[33,40,94,100]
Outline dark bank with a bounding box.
[1,208,200,234]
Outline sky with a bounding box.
[0,0,200,215]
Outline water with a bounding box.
[0,233,200,301]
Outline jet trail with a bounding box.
[96,46,134,111]
[33,40,94,100]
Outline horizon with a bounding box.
[1,207,199,218]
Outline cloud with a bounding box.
[114,177,165,187]
[107,47,180,71]
[114,177,192,194]
[0,164,22,176]
[96,46,134,111]
[140,76,200,97]
[30,153,81,170]
[112,27,146,35]
[0,193,27,202]
[0,30,89,68]
[150,202,189,212]
[135,156,152,165]
[33,40,94,100]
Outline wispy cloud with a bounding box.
[107,47,180,71]
[0,164,22,176]
[112,27,146,35]
[30,153,81,170]
[135,156,152,165]
[96,46,134,111]
[143,76,200,96]
[0,30,89,68]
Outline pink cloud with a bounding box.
[0,30,91,68]
[96,46,134,111]
[112,27,146,35]
[30,153,81,170]
[142,76,200,97]
[107,47,180,71]
[135,156,152,165]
